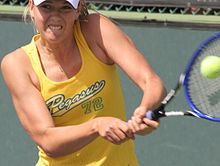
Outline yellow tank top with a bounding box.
[22,21,139,166]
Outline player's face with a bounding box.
[30,0,80,42]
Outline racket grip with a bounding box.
[146,104,165,121]
[146,111,153,120]
[145,110,160,121]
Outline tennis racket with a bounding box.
[146,32,220,122]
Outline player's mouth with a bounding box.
[48,25,62,31]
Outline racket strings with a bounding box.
[187,38,220,118]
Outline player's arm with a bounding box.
[88,14,167,134]
[1,50,133,158]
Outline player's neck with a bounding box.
[36,35,77,59]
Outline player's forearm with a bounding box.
[128,75,165,135]
[38,118,99,158]
[140,75,167,110]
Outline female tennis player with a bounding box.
[1,0,166,165]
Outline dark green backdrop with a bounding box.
[0,20,219,166]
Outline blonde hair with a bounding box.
[23,0,89,23]
[23,3,31,23]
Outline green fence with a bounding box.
[1,0,220,30]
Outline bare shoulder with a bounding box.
[81,13,134,46]
[87,13,114,24]
[1,48,32,76]
[1,48,27,72]
[80,13,119,36]
[80,14,117,64]
[1,48,40,90]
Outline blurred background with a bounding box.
[0,0,220,165]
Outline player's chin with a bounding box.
[46,35,64,43]
[44,30,64,41]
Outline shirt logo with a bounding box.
[46,80,106,117]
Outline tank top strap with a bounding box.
[73,21,95,60]
[21,35,44,89]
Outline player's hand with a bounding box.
[128,106,160,136]
[96,117,135,145]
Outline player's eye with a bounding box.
[62,5,72,10]
[60,4,73,11]
[40,4,51,10]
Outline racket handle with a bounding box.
[146,111,153,120]
[146,111,159,121]
[146,105,165,121]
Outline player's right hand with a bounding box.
[95,117,135,145]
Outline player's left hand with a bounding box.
[128,106,160,136]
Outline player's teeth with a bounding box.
[49,26,62,30]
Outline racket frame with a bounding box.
[183,32,220,122]
[147,32,220,122]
